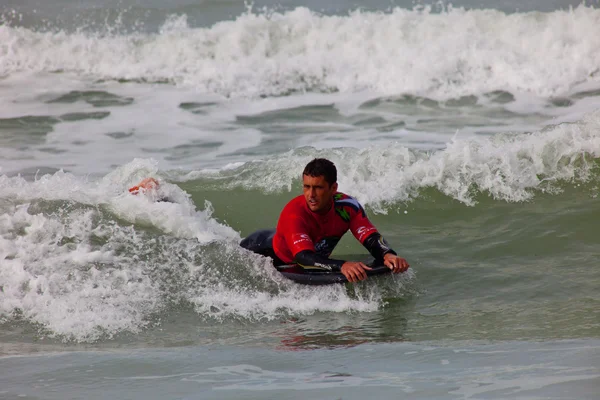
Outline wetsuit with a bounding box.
[240,192,396,270]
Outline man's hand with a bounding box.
[383,253,409,273]
[341,261,373,282]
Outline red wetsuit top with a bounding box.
[272,192,379,264]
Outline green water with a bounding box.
[182,180,600,343]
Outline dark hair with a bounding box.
[303,158,337,185]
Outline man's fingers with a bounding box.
[354,265,367,281]
[401,259,410,272]
[384,259,398,272]
[342,267,356,282]
[342,262,372,282]
[349,269,358,282]
[352,266,364,281]
[359,263,371,279]
[361,262,373,270]
[384,256,411,273]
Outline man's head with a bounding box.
[302,158,338,213]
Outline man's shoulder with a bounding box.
[333,192,366,221]
[333,192,362,210]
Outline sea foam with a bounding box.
[181,110,600,208]
[0,160,414,342]
[1,6,599,98]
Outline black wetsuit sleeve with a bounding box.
[293,250,346,272]
[363,232,397,260]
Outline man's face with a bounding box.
[303,174,338,213]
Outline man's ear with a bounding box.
[332,182,338,192]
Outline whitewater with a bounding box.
[1,1,600,399]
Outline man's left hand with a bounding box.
[383,253,409,273]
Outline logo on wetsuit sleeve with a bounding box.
[378,236,391,252]
[292,233,312,245]
[356,225,377,241]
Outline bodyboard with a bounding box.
[275,263,391,285]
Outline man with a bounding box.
[241,158,409,282]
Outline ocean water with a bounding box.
[1,0,600,398]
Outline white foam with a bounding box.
[0,162,415,341]
[353,110,600,208]
[1,6,600,98]
[0,203,161,341]
[1,5,599,178]
[184,110,600,208]
[103,160,241,242]
[0,159,240,242]
[184,246,416,321]
[0,160,241,340]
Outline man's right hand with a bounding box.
[341,261,373,283]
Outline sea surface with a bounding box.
[1,0,600,398]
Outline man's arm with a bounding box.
[348,199,410,274]
[362,232,396,259]
[293,250,373,283]
[293,250,345,272]
[362,232,409,273]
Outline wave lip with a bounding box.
[182,111,600,208]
